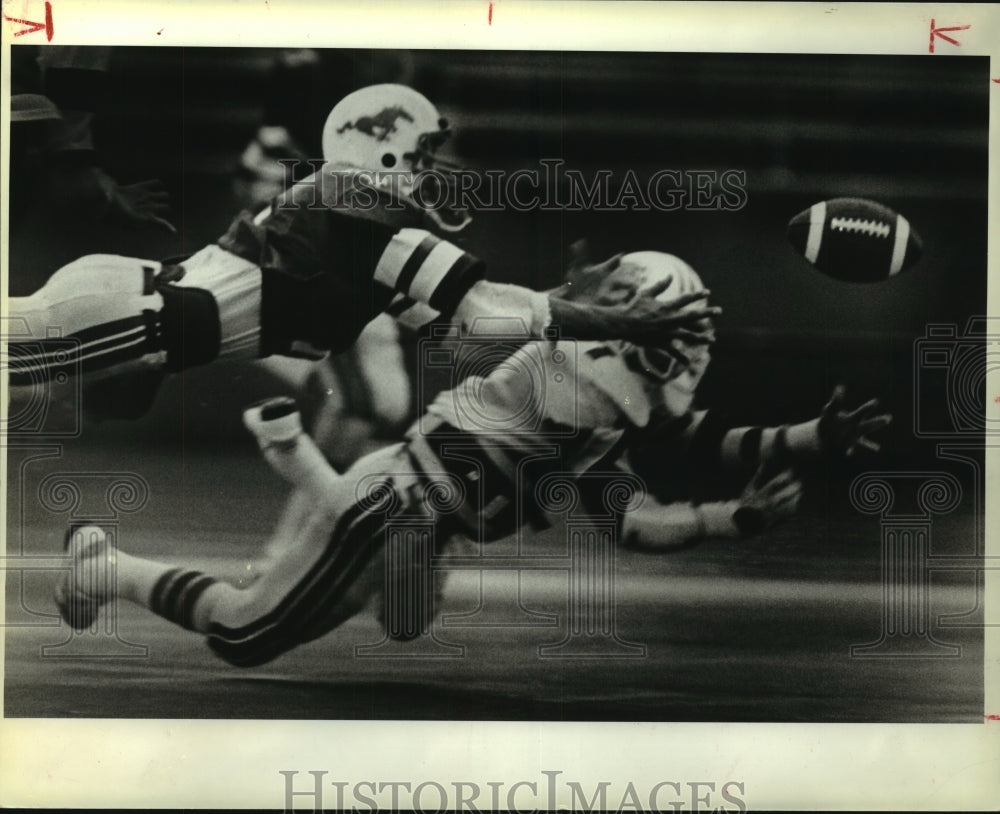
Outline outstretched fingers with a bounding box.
[749,463,794,492]
[761,468,798,496]
[844,397,881,421]
[669,327,716,345]
[642,283,711,308]
[849,436,882,455]
[588,252,624,277]
[655,304,723,329]
[856,414,893,435]
[658,345,692,368]
[771,478,803,504]
[773,486,803,517]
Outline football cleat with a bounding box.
[54,525,112,632]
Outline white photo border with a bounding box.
[1,1,998,810]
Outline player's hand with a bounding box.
[733,465,803,536]
[97,171,177,234]
[563,247,720,344]
[560,240,625,303]
[817,384,893,457]
[614,281,721,351]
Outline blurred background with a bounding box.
[8,47,989,463]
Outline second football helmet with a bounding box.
[591,251,713,416]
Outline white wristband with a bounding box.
[785,417,824,456]
[696,501,742,538]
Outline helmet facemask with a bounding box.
[403,124,472,232]
[577,251,713,417]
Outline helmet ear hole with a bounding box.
[381,153,397,168]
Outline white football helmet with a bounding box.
[321,84,470,232]
[591,251,712,417]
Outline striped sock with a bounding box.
[149,567,219,631]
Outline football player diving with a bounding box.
[54,251,892,667]
[6,85,716,419]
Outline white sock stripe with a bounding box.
[804,201,826,263]
[407,241,465,304]
[889,215,910,276]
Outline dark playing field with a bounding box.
[4,431,984,723]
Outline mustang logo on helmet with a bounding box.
[323,85,472,232]
[335,106,415,141]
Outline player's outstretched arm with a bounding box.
[623,466,802,550]
[547,286,719,351]
[545,246,719,350]
[672,386,893,484]
[778,384,893,463]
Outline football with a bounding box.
[787,197,923,282]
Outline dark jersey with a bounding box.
[217,170,486,357]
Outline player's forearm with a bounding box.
[716,418,824,476]
[546,296,633,341]
[452,280,552,336]
[782,419,823,459]
[622,499,740,550]
[453,281,648,342]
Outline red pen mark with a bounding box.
[993,79,1000,84]
[3,1,54,41]
[929,19,970,53]
[488,2,493,24]
[984,713,1000,721]
[156,28,164,35]
[994,396,1000,404]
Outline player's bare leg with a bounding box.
[52,396,436,666]
[237,488,314,586]
[53,507,380,667]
